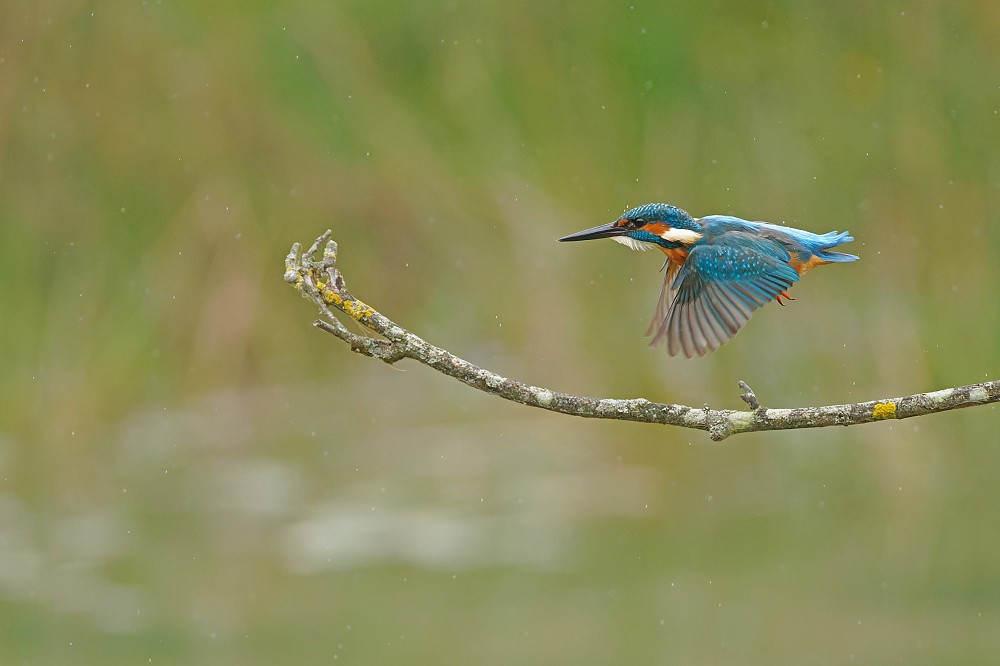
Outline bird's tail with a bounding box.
[756,223,860,261]
[814,230,858,262]
[818,250,859,262]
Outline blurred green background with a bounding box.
[3,1,1000,663]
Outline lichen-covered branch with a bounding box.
[284,231,1000,441]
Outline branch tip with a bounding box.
[306,230,333,259]
[322,239,338,266]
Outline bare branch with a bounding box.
[284,232,1000,441]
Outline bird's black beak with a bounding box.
[558,221,628,242]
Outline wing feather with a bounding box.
[700,284,739,333]
[645,260,682,337]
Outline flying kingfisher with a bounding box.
[559,203,858,357]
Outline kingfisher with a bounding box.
[559,203,858,357]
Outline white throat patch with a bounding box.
[611,235,651,251]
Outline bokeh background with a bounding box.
[3,1,1000,663]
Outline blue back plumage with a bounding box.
[701,215,859,263]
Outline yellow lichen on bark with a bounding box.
[323,291,374,321]
[343,299,375,320]
[872,402,897,420]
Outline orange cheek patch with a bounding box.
[644,222,670,236]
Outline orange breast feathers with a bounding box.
[657,245,690,267]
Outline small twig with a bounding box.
[284,232,1000,441]
[739,380,763,411]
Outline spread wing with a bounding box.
[648,232,800,357]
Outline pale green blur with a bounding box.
[2,1,1000,663]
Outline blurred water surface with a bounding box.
[2,1,1000,663]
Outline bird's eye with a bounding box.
[632,217,645,227]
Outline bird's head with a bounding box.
[558,203,703,251]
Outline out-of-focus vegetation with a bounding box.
[2,1,999,663]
